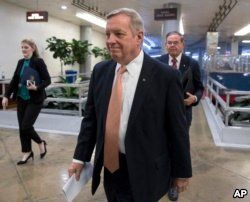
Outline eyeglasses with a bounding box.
[166,41,181,46]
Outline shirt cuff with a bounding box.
[73,159,84,164]
[194,95,198,103]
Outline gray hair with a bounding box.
[166,31,184,43]
[106,8,144,35]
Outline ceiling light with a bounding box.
[61,5,67,10]
[76,12,106,29]
[234,24,250,36]
[144,36,156,47]
[217,47,221,49]
[151,54,161,58]
[242,40,250,43]
[143,42,151,49]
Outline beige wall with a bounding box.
[0,0,106,79]
[91,30,107,69]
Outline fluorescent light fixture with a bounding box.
[241,51,250,56]
[144,36,156,47]
[234,24,250,36]
[185,51,191,55]
[143,42,151,49]
[242,40,250,43]
[179,17,184,35]
[61,5,67,10]
[150,54,162,58]
[191,55,199,60]
[241,52,250,56]
[76,12,106,28]
[217,46,221,49]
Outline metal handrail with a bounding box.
[0,76,90,116]
[206,76,250,126]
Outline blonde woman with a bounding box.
[2,39,51,165]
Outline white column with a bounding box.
[161,3,181,53]
[80,25,92,73]
[231,37,239,56]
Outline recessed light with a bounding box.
[61,5,67,10]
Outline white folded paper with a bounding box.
[62,162,93,202]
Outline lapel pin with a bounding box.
[142,78,146,82]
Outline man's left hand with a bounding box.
[172,178,190,193]
[184,92,196,106]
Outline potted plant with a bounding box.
[71,39,92,65]
[91,46,111,60]
[46,37,92,75]
[46,37,73,75]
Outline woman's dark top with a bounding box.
[5,56,51,104]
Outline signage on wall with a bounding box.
[26,11,48,22]
[154,8,177,21]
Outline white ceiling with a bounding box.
[4,0,250,48]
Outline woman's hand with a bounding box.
[2,97,8,110]
[27,81,37,91]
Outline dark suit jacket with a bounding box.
[74,53,192,202]
[5,56,51,104]
[158,54,204,126]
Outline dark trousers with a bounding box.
[17,98,43,152]
[104,153,134,202]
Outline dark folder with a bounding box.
[182,67,194,98]
[20,67,41,86]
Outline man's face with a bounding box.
[106,14,143,65]
[165,34,184,58]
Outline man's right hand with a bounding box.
[2,97,8,110]
[68,162,84,181]
[172,178,190,193]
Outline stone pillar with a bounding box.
[161,3,181,54]
[231,37,239,56]
[80,25,92,73]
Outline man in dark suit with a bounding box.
[158,31,204,201]
[68,9,192,202]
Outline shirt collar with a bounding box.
[169,53,182,63]
[116,50,144,77]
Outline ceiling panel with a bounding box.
[3,0,250,48]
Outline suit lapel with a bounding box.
[165,55,169,65]
[127,54,154,129]
[166,55,169,64]
[102,61,117,133]
[179,54,190,75]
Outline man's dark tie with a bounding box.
[171,57,177,69]
[104,65,127,173]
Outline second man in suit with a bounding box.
[68,9,192,202]
[158,31,204,201]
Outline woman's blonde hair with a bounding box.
[21,39,39,57]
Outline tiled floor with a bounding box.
[0,105,250,202]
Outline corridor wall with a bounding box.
[0,1,106,78]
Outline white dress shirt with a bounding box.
[73,50,144,164]
[168,53,182,70]
[115,50,144,154]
